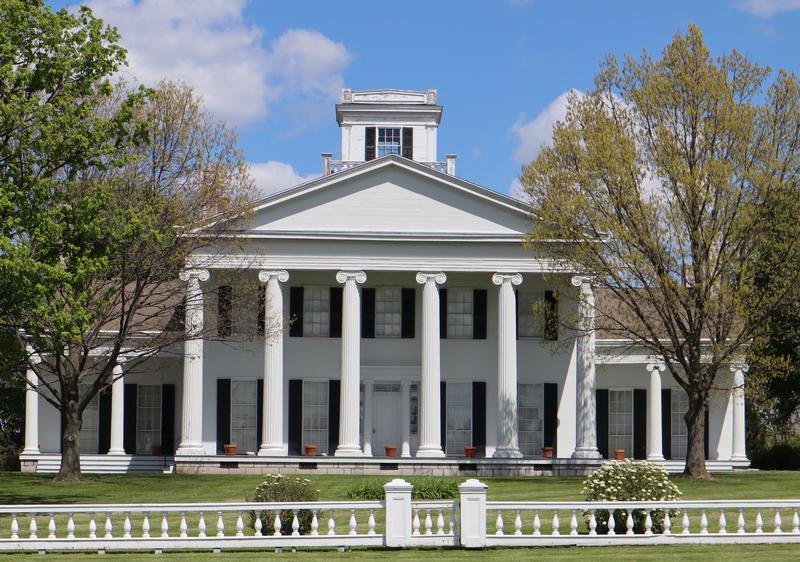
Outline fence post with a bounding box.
[459,478,487,548]
[384,478,413,547]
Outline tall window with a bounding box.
[446,383,472,455]
[447,289,473,338]
[518,383,544,456]
[608,390,633,458]
[231,380,258,453]
[377,128,401,156]
[79,387,99,454]
[376,288,402,337]
[671,390,689,459]
[302,381,329,454]
[233,286,259,335]
[518,291,545,338]
[303,287,330,337]
[136,385,162,454]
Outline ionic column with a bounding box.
[730,363,748,461]
[335,270,367,456]
[176,268,209,456]
[571,275,601,459]
[363,380,373,457]
[415,272,446,458]
[492,272,523,458]
[646,359,665,461]
[400,380,412,458]
[258,270,289,456]
[108,357,127,455]
[22,355,41,455]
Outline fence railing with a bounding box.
[1,478,799,552]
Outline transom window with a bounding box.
[375,288,402,337]
[377,128,401,157]
[445,382,472,455]
[79,386,99,454]
[447,289,473,338]
[518,383,544,456]
[608,390,633,458]
[518,291,545,338]
[136,385,162,455]
[302,381,329,454]
[671,390,689,459]
[230,380,258,453]
[303,287,330,337]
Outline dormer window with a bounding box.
[365,127,413,161]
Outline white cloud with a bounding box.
[511,89,582,165]
[86,0,351,126]
[250,161,318,196]
[736,0,800,18]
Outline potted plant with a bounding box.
[223,443,237,456]
[384,445,398,457]
[614,448,625,460]
[303,444,317,456]
[541,446,554,458]
[464,445,477,458]
[150,444,162,456]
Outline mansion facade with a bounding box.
[20,89,748,475]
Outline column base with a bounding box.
[493,447,523,459]
[731,454,749,462]
[415,445,445,458]
[334,444,363,457]
[257,444,289,456]
[571,447,602,459]
[107,448,127,456]
[646,454,665,462]
[20,448,40,456]
[175,445,206,456]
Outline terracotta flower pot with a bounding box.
[223,444,237,456]
[614,448,625,460]
[304,444,317,457]
[150,444,162,456]
[541,446,554,459]
[384,445,398,457]
[464,446,477,458]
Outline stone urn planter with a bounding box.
[541,446,554,458]
[223,444,237,456]
[384,445,398,457]
[464,446,477,458]
[614,448,625,460]
[304,444,317,456]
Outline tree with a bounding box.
[520,25,800,478]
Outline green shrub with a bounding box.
[751,443,800,470]
[249,474,319,535]
[346,479,386,500]
[582,460,682,534]
[346,477,459,501]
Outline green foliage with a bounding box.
[750,440,800,470]
[582,460,682,534]
[346,477,459,501]
[249,475,320,535]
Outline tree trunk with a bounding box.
[683,392,709,479]
[55,400,82,482]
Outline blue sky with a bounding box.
[53,0,800,196]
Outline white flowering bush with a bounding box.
[582,459,682,534]
[249,474,320,535]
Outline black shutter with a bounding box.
[439,288,448,339]
[361,288,375,338]
[217,285,232,337]
[633,389,647,460]
[256,379,264,449]
[543,383,559,455]
[98,388,111,454]
[402,127,413,159]
[288,380,303,454]
[160,384,176,455]
[365,127,376,161]
[401,288,415,338]
[596,389,609,459]
[328,380,340,455]
[257,287,266,336]
[123,384,138,454]
[472,381,486,457]
[662,389,672,460]
[473,289,487,340]
[216,379,231,453]
[289,287,304,337]
[544,290,559,341]
[329,287,343,338]
[440,381,447,452]
[704,408,710,460]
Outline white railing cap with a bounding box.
[458,478,488,492]
[384,478,413,492]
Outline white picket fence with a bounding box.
[1,478,799,552]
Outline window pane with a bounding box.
[608,390,633,458]
[302,381,329,454]
[136,385,162,454]
[230,380,258,453]
[447,289,473,338]
[446,382,472,455]
[518,383,544,456]
[377,127,401,156]
[303,287,330,337]
[79,386,99,454]
[671,390,689,459]
[518,291,545,338]
[375,288,402,337]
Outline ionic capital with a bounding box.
[415,272,447,285]
[258,270,290,284]
[179,268,210,283]
[645,358,666,373]
[336,270,367,285]
[729,362,749,374]
[492,272,523,286]
[570,274,591,288]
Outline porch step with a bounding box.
[31,454,172,474]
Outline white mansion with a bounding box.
[20,89,748,475]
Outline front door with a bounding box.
[371,383,402,455]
